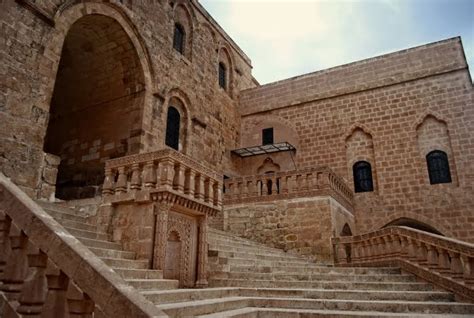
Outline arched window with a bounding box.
[165,106,180,150]
[173,23,185,54]
[353,161,374,193]
[426,150,451,184]
[218,62,227,89]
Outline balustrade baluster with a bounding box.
[185,169,196,197]
[174,163,186,192]
[204,178,214,204]
[102,168,115,195]
[426,245,439,270]
[143,161,157,189]
[262,179,269,195]
[0,213,12,279]
[280,176,288,194]
[42,262,69,318]
[195,174,205,200]
[115,167,128,194]
[160,158,175,189]
[241,180,248,198]
[213,182,221,207]
[17,249,48,315]
[436,248,451,274]
[448,251,463,280]
[67,283,94,318]
[407,238,417,262]
[130,163,142,192]
[462,256,474,286]
[416,242,428,266]
[1,225,29,301]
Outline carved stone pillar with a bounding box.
[152,202,172,271]
[195,214,209,288]
[184,169,196,197]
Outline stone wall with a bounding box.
[222,197,355,262]
[0,0,255,199]
[239,38,474,242]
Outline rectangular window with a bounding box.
[262,128,274,145]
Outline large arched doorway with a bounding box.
[44,14,145,200]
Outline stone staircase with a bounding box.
[37,201,474,317]
[37,201,180,291]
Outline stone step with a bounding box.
[158,296,474,317]
[209,279,434,291]
[222,264,402,275]
[89,247,136,260]
[126,279,179,290]
[142,288,240,305]
[100,257,149,269]
[65,227,110,241]
[142,287,453,305]
[42,208,89,223]
[208,243,297,256]
[113,268,164,280]
[197,307,473,318]
[59,219,98,232]
[210,250,313,262]
[210,271,417,283]
[210,257,317,268]
[77,237,123,250]
[208,239,299,254]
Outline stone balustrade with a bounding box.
[0,173,165,317]
[102,149,222,213]
[332,226,474,301]
[224,166,354,210]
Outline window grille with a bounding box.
[218,62,227,89]
[262,128,274,145]
[353,161,374,193]
[165,107,180,150]
[426,150,452,184]
[173,23,185,54]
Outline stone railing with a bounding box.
[0,173,166,317]
[102,149,222,214]
[332,226,474,301]
[224,166,354,210]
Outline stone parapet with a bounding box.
[333,226,474,302]
[224,166,354,212]
[102,148,223,215]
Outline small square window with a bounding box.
[262,128,274,145]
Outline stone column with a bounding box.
[195,214,209,288]
[152,202,172,271]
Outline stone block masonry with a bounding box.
[239,37,474,243]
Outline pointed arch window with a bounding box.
[353,161,374,193]
[173,23,185,54]
[218,62,227,89]
[165,106,180,150]
[426,150,451,184]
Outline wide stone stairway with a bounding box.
[37,200,474,317]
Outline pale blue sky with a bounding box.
[200,0,474,84]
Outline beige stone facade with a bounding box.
[1,0,473,273]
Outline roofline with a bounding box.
[193,0,252,68]
[243,36,465,92]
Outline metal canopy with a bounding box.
[231,142,296,157]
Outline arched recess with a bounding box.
[41,3,153,200]
[340,223,353,236]
[257,158,281,174]
[162,88,192,153]
[218,46,234,97]
[345,126,377,193]
[373,211,454,238]
[172,2,195,60]
[382,218,444,236]
[415,114,458,186]
[164,230,182,281]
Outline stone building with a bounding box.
[1,0,474,317]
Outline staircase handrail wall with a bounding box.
[332,226,474,301]
[0,172,167,317]
[224,166,354,211]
